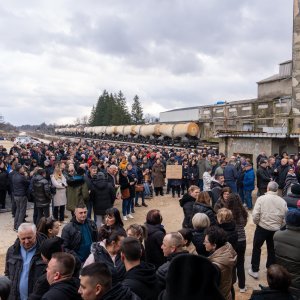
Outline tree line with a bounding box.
[88,90,144,126]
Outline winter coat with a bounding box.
[283,192,300,209]
[187,164,199,181]
[192,202,216,226]
[243,168,255,191]
[275,164,290,189]
[61,217,98,261]
[12,172,30,197]
[214,197,227,213]
[66,175,89,211]
[191,228,209,256]
[90,177,115,215]
[41,277,81,300]
[152,163,165,188]
[156,251,189,293]
[203,172,212,191]
[217,222,238,251]
[252,191,288,231]
[28,273,49,300]
[197,158,210,179]
[5,233,47,300]
[32,174,51,208]
[223,164,237,182]
[0,169,9,191]
[250,288,295,300]
[274,224,300,294]
[283,174,298,197]
[179,194,196,228]
[123,261,158,300]
[88,242,126,286]
[256,166,271,190]
[101,283,141,300]
[209,242,237,300]
[210,180,226,207]
[145,223,166,269]
[51,174,67,207]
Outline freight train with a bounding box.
[55,122,202,147]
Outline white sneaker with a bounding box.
[127,214,134,219]
[248,268,259,279]
[123,216,128,221]
[240,287,247,293]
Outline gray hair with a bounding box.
[192,213,210,230]
[268,181,278,192]
[18,223,37,234]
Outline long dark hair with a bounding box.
[37,216,58,237]
[227,194,248,224]
[105,207,124,227]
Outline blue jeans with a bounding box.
[225,181,237,193]
[143,183,151,196]
[244,190,253,209]
[198,179,204,191]
[122,198,131,216]
[135,191,145,205]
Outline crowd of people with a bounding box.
[0,140,299,299]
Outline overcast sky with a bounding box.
[0,0,293,126]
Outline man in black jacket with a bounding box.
[61,204,98,263]
[256,159,272,196]
[156,232,188,293]
[12,164,30,231]
[5,223,47,300]
[42,252,81,300]
[90,172,116,228]
[274,158,289,196]
[79,262,140,300]
[32,169,51,225]
[121,237,158,300]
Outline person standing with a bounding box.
[248,181,288,279]
[61,204,98,264]
[12,165,30,231]
[243,163,255,210]
[256,159,272,196]
[152,159,165,197]
[223,160,238,193]
[5,223,46,300]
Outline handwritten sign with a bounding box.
[166,165,182,179]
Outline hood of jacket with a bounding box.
[210,180,224,189]
[49,277,80,298]
[218,221,236,232]
[102,282,136,300]
[146,223,166,237]
[209,242,237,269]
[124,261,157,286]
[33,174,45,183]
[179,193,195,207]
[91,178,108,190]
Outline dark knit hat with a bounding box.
[161,254,224,300]
[286,209,300,227]
[40,237,64,260]
[291,183,300,195]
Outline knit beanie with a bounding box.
[291,183,300,195]
[286,209,300,227]
[161,254,224,300]
[40,237,64,260]
[0,276,11,300]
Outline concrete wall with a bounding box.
[258,78,292,100]
[219,137,299,161]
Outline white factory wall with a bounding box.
[159,108,200,122]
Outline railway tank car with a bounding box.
[55,122,201,147]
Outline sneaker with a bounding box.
[240,287,247,293]
[248,268,259,279]
[123,216,128,221]
[127,214,134,219]
[142,203,148,207]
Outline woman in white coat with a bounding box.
[51,166,67,224]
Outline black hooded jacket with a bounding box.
[179,194,196,228]
[191,202,216,226]
[218,222,238,251]
[90,177,116,215]
[123,262,158,300]
[101,283,141,300]
[41,277,81,300]
[32,174,51,208]
[145,224,166,269]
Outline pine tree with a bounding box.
[88,105,96,125]
[131,95,144,124]
[115,90,132,124]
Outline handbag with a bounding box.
[121,188,130,199]
[135,184,144,192]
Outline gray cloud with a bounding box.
[0,0,293,125]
